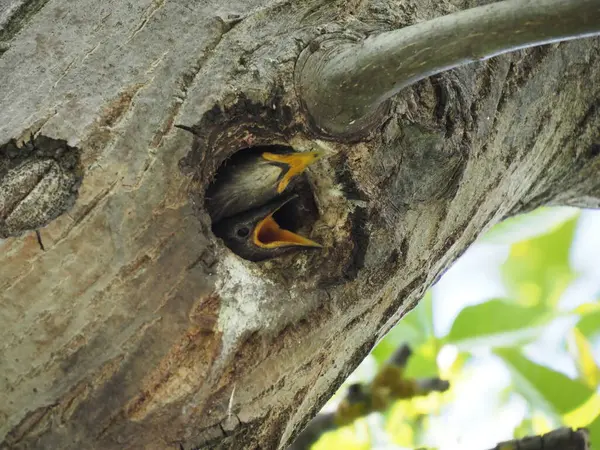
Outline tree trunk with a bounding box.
[1,0,599,449]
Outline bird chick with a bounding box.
[205,146,322,222]
[212,194,321,262]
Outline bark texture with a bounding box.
[489,427,590,450]
[0,1,599,449]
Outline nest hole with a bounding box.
[206,145,320,261]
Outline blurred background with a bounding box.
[313,207,600,450]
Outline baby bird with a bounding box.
[212,194,321,262]
[205,146,322,222]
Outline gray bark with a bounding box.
[0,0,599,449]
[489,427,590,450]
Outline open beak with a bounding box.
[261,150,324,193]
[252,196,321,249]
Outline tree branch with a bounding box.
[296,0,600,137]
[287,345,449,450]
[489,427,590,450]
[286,346,591,450]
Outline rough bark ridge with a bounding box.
[0,0,599,449]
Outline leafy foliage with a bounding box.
[312,209,600,449]
[446,299,549,347]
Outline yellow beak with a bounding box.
[253,213,321,249]
[261,150,324,193]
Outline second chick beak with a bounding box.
[212,194,321,262]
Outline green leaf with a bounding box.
[577,308,600,340]
[403,340,441,379]
[563,393,600,430]
[501,215,579,307]
[588,413,600,450]
[446,299,549,348]
[513,417,536,438]
[570,328,599,388]
[372,293,434,365]
[312,424,370,450]
[496,348,594,416]
[481,207,580,245]
[385,402,415,447]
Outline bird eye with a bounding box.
[236,227,250,238]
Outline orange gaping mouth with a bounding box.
[253,214,321,249]
[262,150,323,193]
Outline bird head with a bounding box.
[212,194,321,262]
[205,147,324,223]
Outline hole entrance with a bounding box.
[207,144,321,261]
